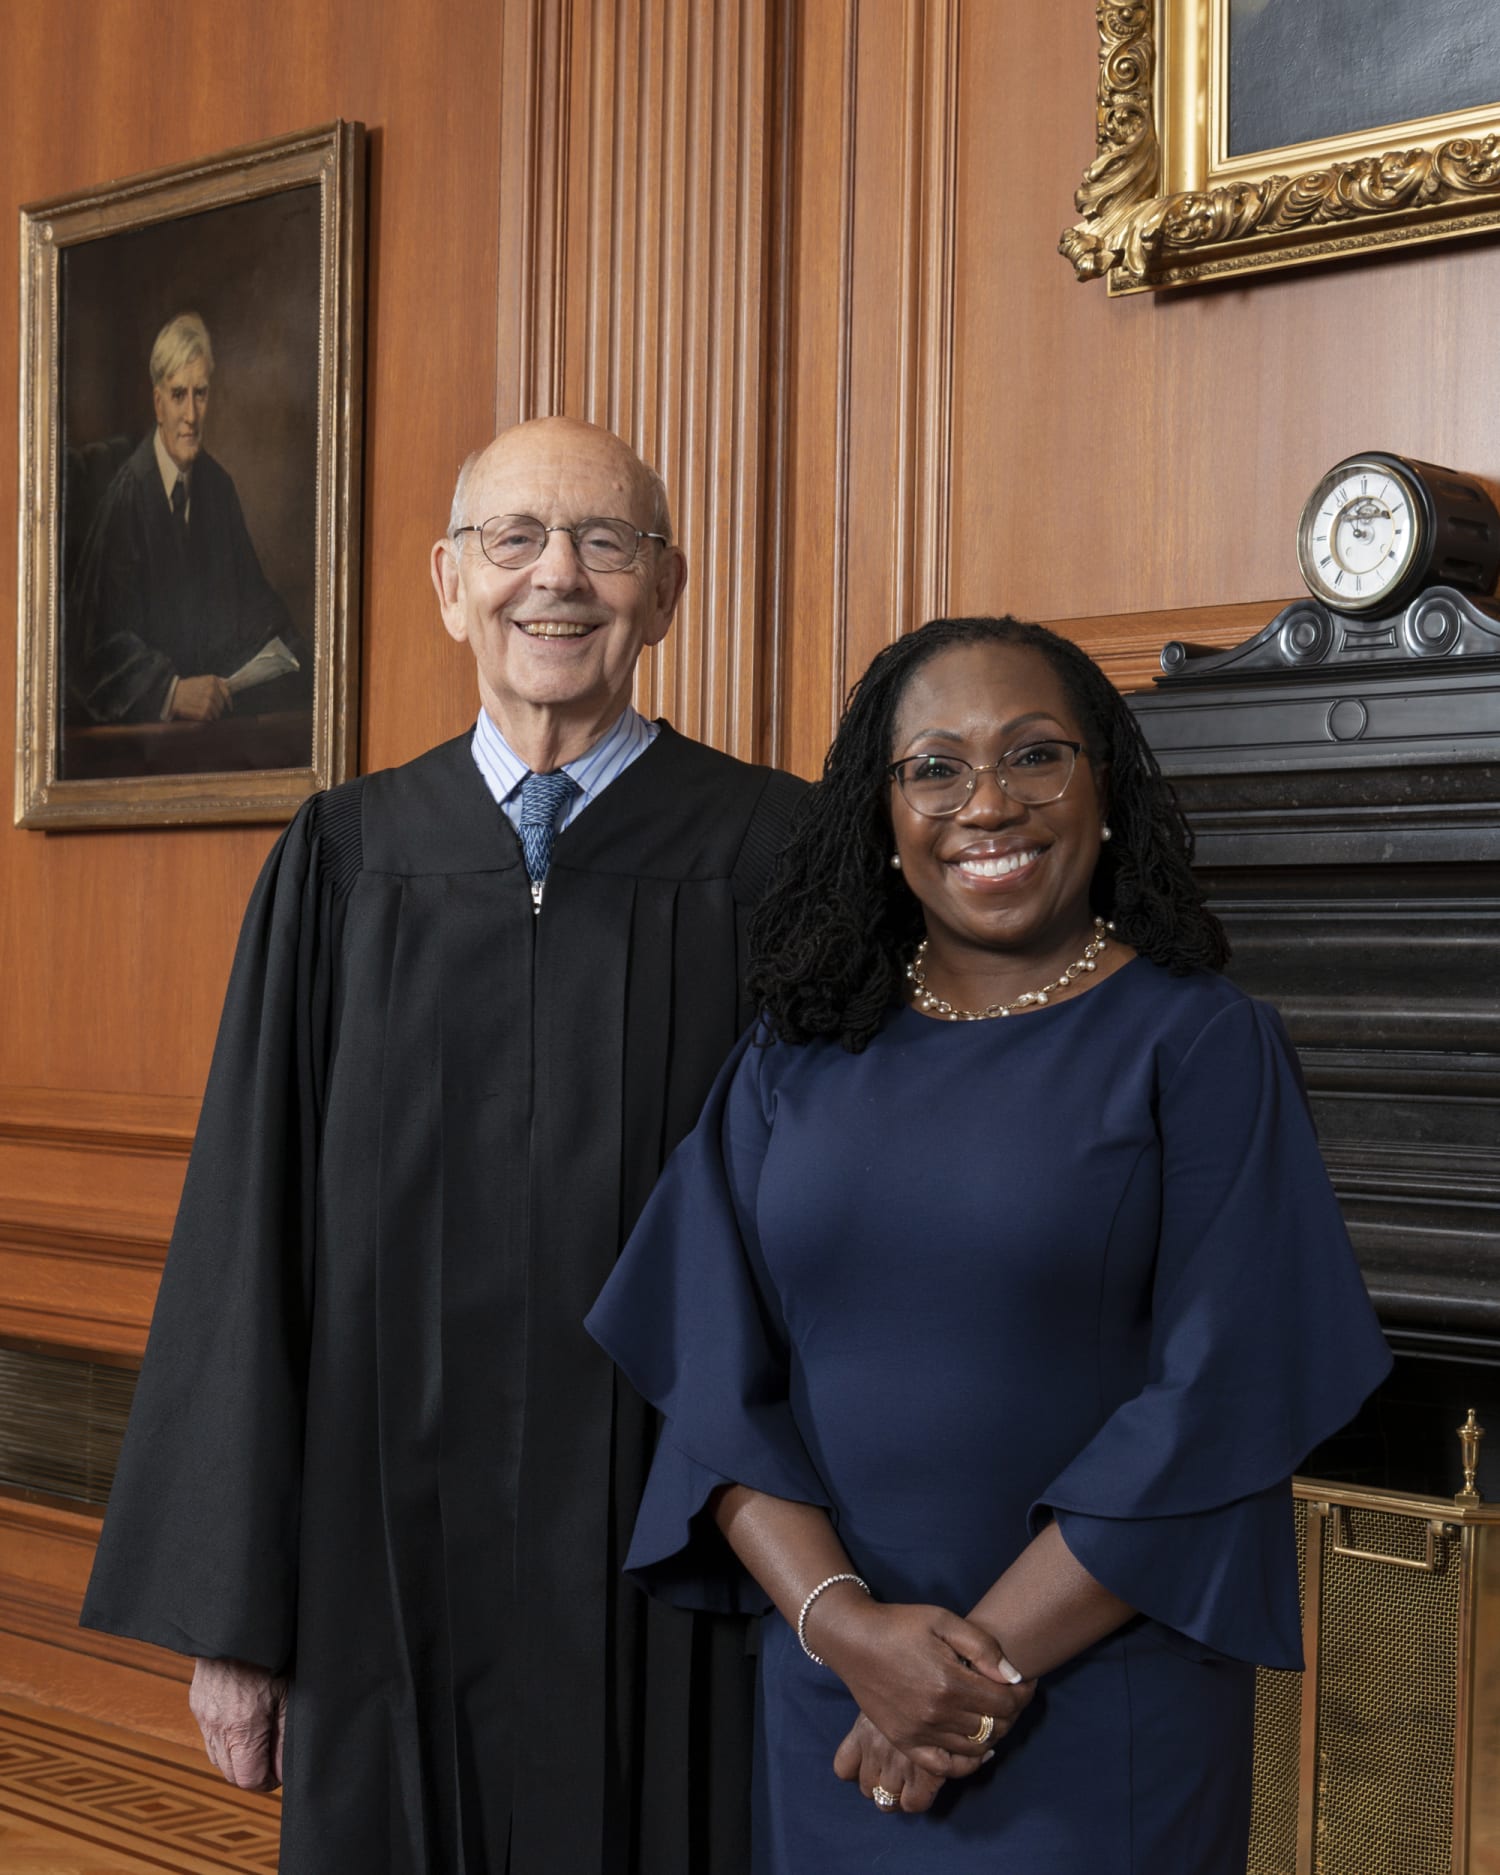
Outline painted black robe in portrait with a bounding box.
[67,434,297,723]
[82,727,804,1874]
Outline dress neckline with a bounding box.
[889,951,1151,1034]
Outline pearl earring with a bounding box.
[1100,824,1113,842]
[890,854,903,870]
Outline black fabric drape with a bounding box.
[83,726,802,1874]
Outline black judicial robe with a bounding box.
[67,435,297,723]
[81,726,805,1874]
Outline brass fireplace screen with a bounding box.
[1249,1455,1499,1874]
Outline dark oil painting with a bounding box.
[58,186,320,781]
[1228,0,1500,160]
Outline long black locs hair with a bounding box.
[747,616,1230,1053]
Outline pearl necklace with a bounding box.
[906,918,1111,1021]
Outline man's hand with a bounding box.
[189,1656,287,1792]
[171,675,233,721]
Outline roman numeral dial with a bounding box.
[1296,454,1425,616]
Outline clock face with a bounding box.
[1296,460,1424,614]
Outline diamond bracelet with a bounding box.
[796,1572,872,1665]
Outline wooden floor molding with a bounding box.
[0,1694,279,1873]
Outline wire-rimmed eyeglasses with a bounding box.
[451,513,669,574]
[887,739,1083,817]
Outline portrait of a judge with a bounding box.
[64,310,307,759]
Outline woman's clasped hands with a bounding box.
[806,1589,1035,1815]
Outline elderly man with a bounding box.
[67,311,298,724]
[83,417,802,1874]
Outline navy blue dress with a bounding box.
[587,960,1392,1873]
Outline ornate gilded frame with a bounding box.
[15,122,365,829]
[1062,3,1500,295]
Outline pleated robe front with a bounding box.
[82,726,803,1874]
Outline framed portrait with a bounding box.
[15,121,365,829]
[1062,1,1500,295]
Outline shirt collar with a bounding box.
[470,703,651,808]
[153,427,187,505]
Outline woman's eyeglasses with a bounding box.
[887,739,1083,817]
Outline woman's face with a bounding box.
[887,641,1107,976]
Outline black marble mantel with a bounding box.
[1129,593,1500,1493]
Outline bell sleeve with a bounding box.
[1033,995,1392,1669]
[586,1031,829,1613]
[80,793,344,1671]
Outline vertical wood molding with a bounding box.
[495,0,782,761]
[826,0,860,743]
[907,0,961,634]
[822,0,964,732]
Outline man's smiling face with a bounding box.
[434,418,685,753]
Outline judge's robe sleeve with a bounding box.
[587,1030,830,1615]
[1034,997,1393,1670]
[81,797,338,1671]
[67,477,178,724]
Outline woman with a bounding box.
[587,617,1391,1872]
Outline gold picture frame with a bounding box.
[15,121,365,829]
[1062,2,1500,295]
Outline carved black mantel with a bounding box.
[1130,594,1500,1493]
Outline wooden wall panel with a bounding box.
[946,1,1500,632]
[495,0,781,758]
[778,0,962,779]
[0,0,507,1104]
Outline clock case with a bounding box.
[1294,451,1500,621]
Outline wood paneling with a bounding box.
[777,0,965,779]
[0,1503,193,1744]
[947,3,1500,628]
[495,0,782,758]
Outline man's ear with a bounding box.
[644,544,688,648]
[431,537,468,644]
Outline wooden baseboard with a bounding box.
[0,1497,195,1749]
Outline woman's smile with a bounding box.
[887,641,1109,1002]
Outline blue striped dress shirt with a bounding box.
[470,705,659,835]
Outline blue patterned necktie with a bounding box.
[518,770,579,885]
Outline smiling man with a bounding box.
[82,416,803,1875]
[67,311,297,725]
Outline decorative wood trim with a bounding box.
[827,0,859,741]
[822,0,962,729]
[0,1197,167,1268]
[902,0,961,636]
[0,1089,196,1159]
[0,1503,197,1749]
[0,1198,167,1358]
[1047,599,1292,693]
[759,0,796,766]
[495,0,781,762]
[0,1573,185,1686]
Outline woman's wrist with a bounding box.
[802,1578,882,1672]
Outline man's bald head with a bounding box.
[431,416,688,772]
[448,418,672,543]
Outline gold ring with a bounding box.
[966,1713,995,1746]
[871,1785,898,1810]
